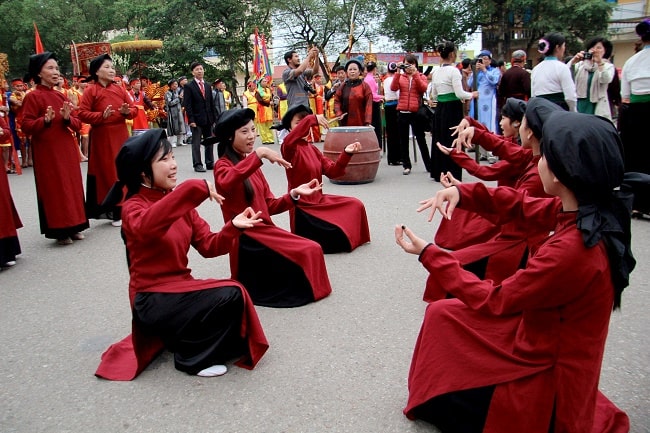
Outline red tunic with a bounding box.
[129,91,150,130]
[406,183,629,433]
[214,153,332,302]
[78,82,137,218]
[95,180,268,380]
[21,85,89,237]
[334,81,373,126]
[0,117,22,241]
[281,114,370,251]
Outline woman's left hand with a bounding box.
[394,224,427,255]
[119,103,131,115]
[452,127,475,153]
[232,207,263,229]
[344,141,362,154]
[294,178,322,197]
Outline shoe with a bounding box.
[71,233,85,240]
[403,168,411,175]
[57,238,73,245]
[194,166,206,173]
[171,143,177,148]
[2,260,16,267]
[487,156,498,164]
[197,364,228,377]
[111,220,122,227]
[205,164,214,170]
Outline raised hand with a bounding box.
[450,118,470,137]
[255,147,292,169]
[119,103,131,115]
[394,224,428,255]
[205,180,225,204]
[315,114,330,130]
[44,106,55,123]
[436,141,452,155]
[60,101,74,120]
[440,171,461,188]
[344,141,362,154]
[451,126,475,153]
[293,178,322,197]
[102,105,114,119]
[232,207,263,229]
[417,186,460,222]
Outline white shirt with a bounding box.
[383,76,399,101]
[621,47,650,99]
[429,65,473,101]
[531,58,577,103]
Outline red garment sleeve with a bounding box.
[20,92,48,134]
[390,74,401,92]
[414,73,428,93]
[281,115,317,162]
[472,128,533,169]
[321,148,352,179]
[450,151,520,181]
[419,228,608,315]
[214,152,264,191]
[333,88,343,118]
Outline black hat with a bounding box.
[345,59,364,72]
[89,54,112,82]
[524,97,563,139]
[214,108,256,157]
[27,52,57,85]
[102,129,167,209]
[501,98,527,123]
[279,104,312,131]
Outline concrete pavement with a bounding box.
[1,136,648,433]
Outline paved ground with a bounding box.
[1,135,648,433]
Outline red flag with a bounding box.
[34,22,44,54]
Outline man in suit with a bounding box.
[182,61,216,172]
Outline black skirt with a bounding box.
[431,100,464,181]
[237,234,315,307]
[294,208,351,254]
[133,286,247,375]
[618,101,650,174]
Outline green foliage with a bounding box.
[379,0,483,52]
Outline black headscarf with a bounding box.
[525,97,563,139]
[279,104,312,131]
[89,54,112,82]
[541,111,635,309]
[101,129,168,209]
[501,98,527,123]
[215,108,256,157]
[27,52,57,85]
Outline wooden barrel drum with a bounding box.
[323,126,380,184]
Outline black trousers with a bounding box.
[191,124,214,169]
[384,104,400,164]
[398,111,430,171]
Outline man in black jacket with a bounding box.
[182,61,216,172]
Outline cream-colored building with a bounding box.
[609,0,649,68]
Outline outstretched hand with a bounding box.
[344,141,362,154]
[315,114,330,130]
[206,180,225,204]
[451,126,475,153]
[394,225,428,255]
[256,147,292,169]
[440,171,461,188]
[232,207,263,229]
[294,178,322,197]
[436,141,452,156]
[416,187,460,222]
[60,101,74,120]
[449,118,470,137]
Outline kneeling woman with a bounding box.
[213,108,332,307]
[95,129,268,380]
[397,112,634,431]
[280,104,370,253]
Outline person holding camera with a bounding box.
[390,54,431,175]
[282,48,320,108]
[333,59,373,128]
[568,37,615,120]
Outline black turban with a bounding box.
[500,98,527,123]
[525,97,563,139]
[101,129,168,209]
[27,52,57,85]
[214,108,256,157]
[541,111,634,309]
[89,54,112,82]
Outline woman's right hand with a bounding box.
[232,207,263,229]
[450,118,470,136]
[102,105,114,119]
[315,114,330,130]
[205,180,225,204]
[440,171,461,188]
[451,126,475,153]
[416,187,460,222]
[255,147,292,169]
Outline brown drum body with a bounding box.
[323,126,380,184]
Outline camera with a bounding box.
[476,58,483,64]
[303,82,317,95]
[583,51,593,60]
[398,64,408,70]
